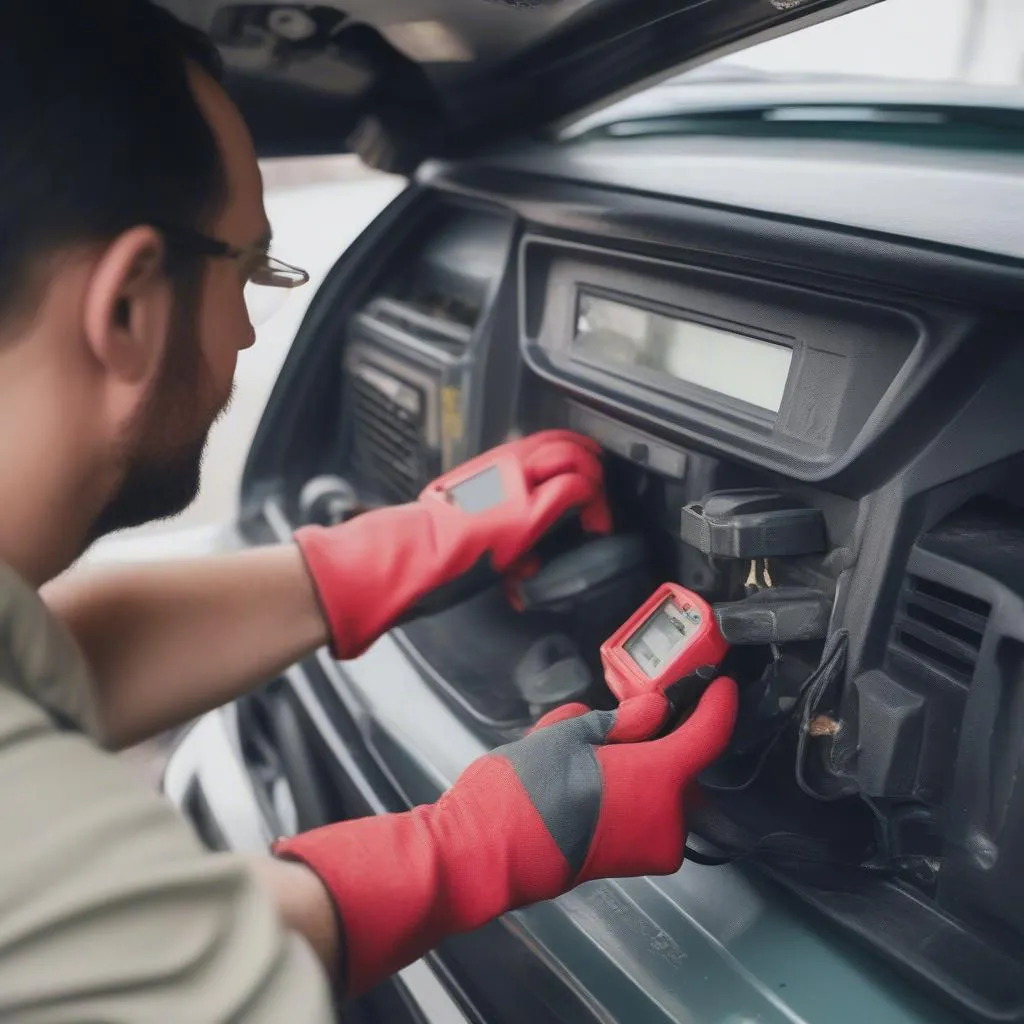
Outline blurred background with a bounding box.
[112,0,1023,543]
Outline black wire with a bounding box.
[684,844,733,866]
[704,630,847,795]
[687,831,893,874]
[792,630,859,802]
[701,705,794,794]
[686,631,874,871]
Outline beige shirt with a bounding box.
[0,561,335,1023]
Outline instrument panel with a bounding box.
[516,234,968,486]
[342,197,992,506]
[277,157,1024,1024]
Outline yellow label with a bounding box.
[441,385,463,467]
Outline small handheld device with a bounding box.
[600,582,728,701]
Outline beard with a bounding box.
[86,283,233,544]
[87,433,210,541]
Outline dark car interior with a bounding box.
[157,2,1024,1022]
[233,138,1024,1020]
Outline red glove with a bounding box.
[295,431,611,659]
[273,676,738,997]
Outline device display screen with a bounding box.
[573,293,793,413]
[448,465,506,513]
[624,599,703,678]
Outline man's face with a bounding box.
[87,277,233,540]
[89,65,266,541]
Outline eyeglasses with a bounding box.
[153,222,309,326]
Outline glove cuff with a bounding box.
[293,525,358,659]
[272,753,571,996]
[273,809,445,997]
[294,506,438,660]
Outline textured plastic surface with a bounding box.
[761,862,1024,1024]
[281,624,962,1024]
[515,534,648,611]
[239,150,1024,1024]
[519,235,927,482]
[713,586,832,645]
[397,586,540,727]
[913,507,1024,964]
[513,634,592,710]
[600,583,728,701]
[679,489,827,558]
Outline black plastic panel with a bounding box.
[423,161,1024,312]
[913,505,1024,955]
[336,199,518,503]
[762,863,1024,1024]
[518,235,940,483]
[240,142,1024,1024]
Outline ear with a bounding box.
[82,226,174,395]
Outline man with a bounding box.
[0,3,738,1020]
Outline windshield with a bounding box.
[563,0,1024,143]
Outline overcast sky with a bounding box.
[729,0,979,82]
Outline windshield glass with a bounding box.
[563,0,1024,143]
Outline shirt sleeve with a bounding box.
[0,684,336,1024]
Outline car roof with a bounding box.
[157,0,886,172]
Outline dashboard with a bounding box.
[248,137,1024,1024]
[339,205,515,503]
[520,235,923,479]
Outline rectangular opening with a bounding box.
[904,601,985,648]
[911,577,991,618]
[899,631,976,679]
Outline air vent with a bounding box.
[889,575,991,684]
[348,362,426,503]
[365,296,473,353]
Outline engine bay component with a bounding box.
[679,488,827,559]
[600,582,728,702]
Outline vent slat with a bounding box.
[367,299,474,347]
[895,620,982,668]
[906,576,990,617]
[353,415,419,457]
[348,370,426,504]
[887,573,991,685]
[901,590,988,641]
[353,408,418,463]
[352,445,417,487]
[354,456,417,501]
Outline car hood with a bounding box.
[562,77,1024,139]
[158,0,885,172]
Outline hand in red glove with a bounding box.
[295,430,611,659]
[273,675,738,998]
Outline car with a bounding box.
[97,1,1024,1022]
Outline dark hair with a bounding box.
[0,1,228,324]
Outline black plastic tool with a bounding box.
[713,587,833,645]
[679,489,826,559]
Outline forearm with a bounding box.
[247,855,341,974]
[42,545,329,748]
